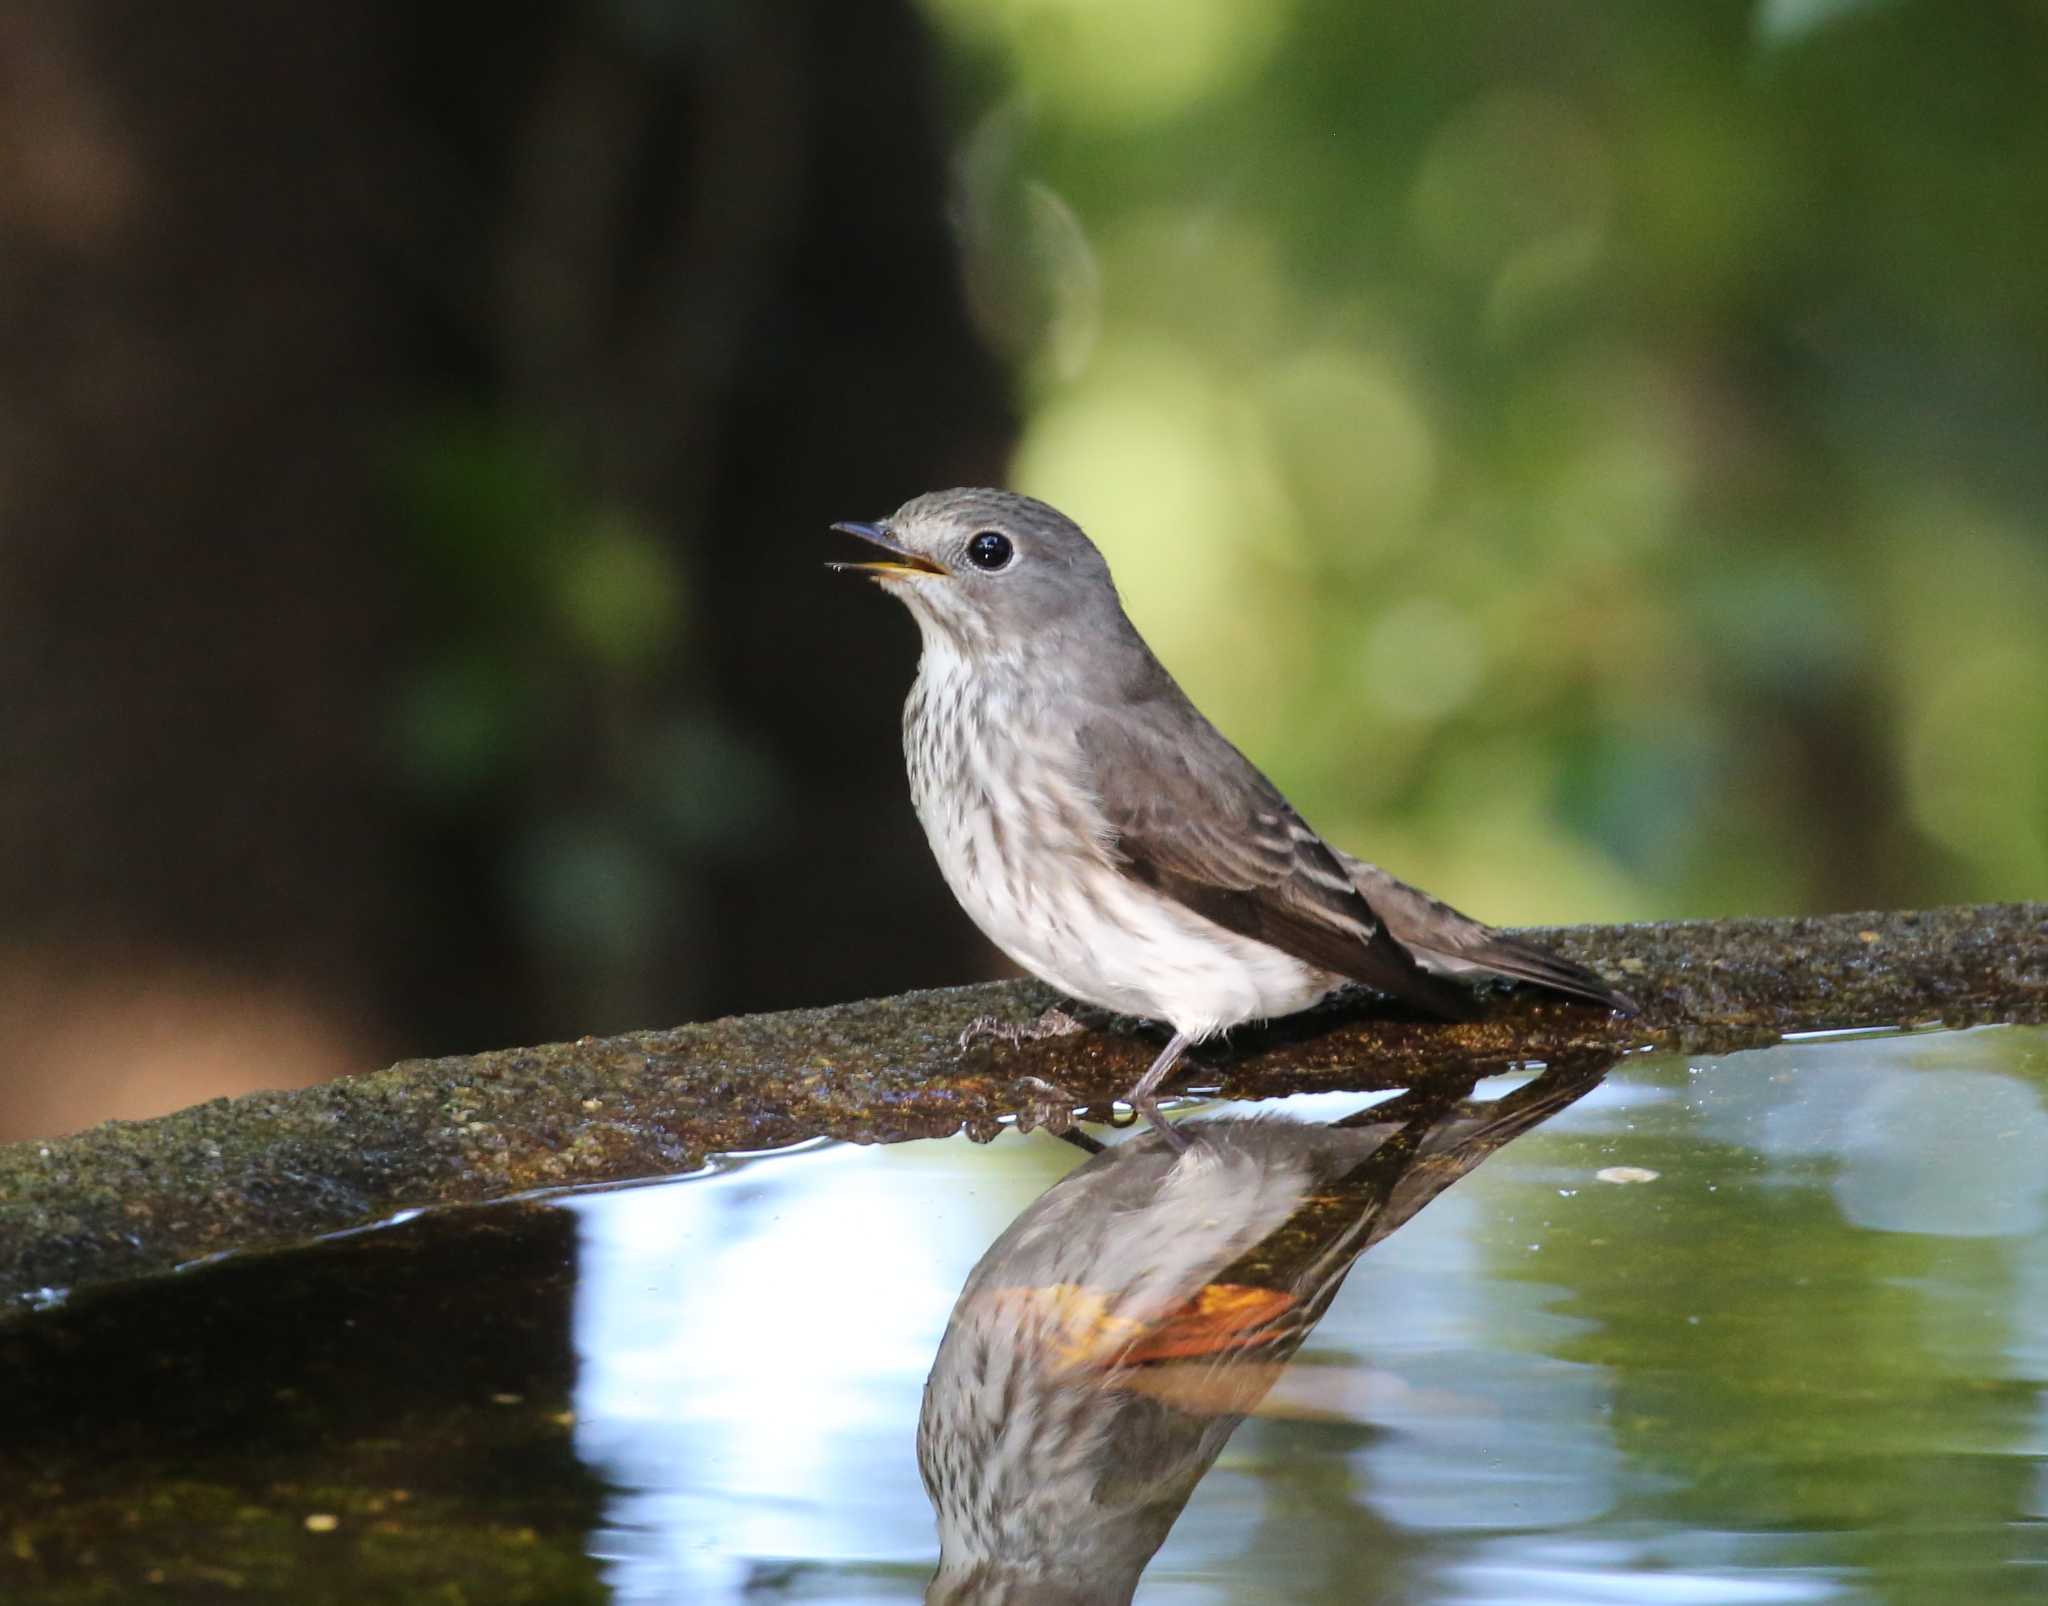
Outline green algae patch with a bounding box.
[2,903,2044,1312]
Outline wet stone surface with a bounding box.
[2,903,2043,1314]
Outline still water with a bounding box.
[5,1026,2047,1603]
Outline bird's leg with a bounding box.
[1123,1031,1198,1150]
[1122,1030,1195,1108]
[1130,1093,1192,1153]
[957,1005,1087,1052]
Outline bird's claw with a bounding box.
[1128,1093,1191,1151]
[957,1006,1086,1052]
[1006,1075,1083,1137]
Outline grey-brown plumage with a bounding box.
[916,1060,1615,1602]
[831,488,1635,1106]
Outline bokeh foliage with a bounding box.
[918,0,2048,921]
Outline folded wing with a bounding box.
[1077,703,1478,1021]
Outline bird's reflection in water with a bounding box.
[918,1057,1617,1605]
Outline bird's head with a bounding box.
[830,488,1122,655]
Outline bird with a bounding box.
[917,1060,1615,1602]
[830,488,1635,1113]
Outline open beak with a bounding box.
[828,521,950,578]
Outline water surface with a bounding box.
[4,1026,2045,1603]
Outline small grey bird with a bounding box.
[917,1060,1616,1602]
[831,489,1634,1109]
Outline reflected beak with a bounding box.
[828,521,950,578]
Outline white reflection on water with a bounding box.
[1748,1030,2048,1239]
[564,1133,1086,1601]
[1444,1536,1847,1604]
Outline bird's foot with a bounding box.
[1130,1094,1191,1152]
[958,1006,1087,1053]
[1006,1074,1084,1137]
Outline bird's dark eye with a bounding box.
[966,530,1014,571]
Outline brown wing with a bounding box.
[1341,855,1639,1013]
[1076,704,1476,1021]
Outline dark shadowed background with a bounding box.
[2,0,2044,1140]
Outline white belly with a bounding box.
[904,658,1336,1039]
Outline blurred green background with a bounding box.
[928,0,2048,920]
[1,0,2042,1139]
